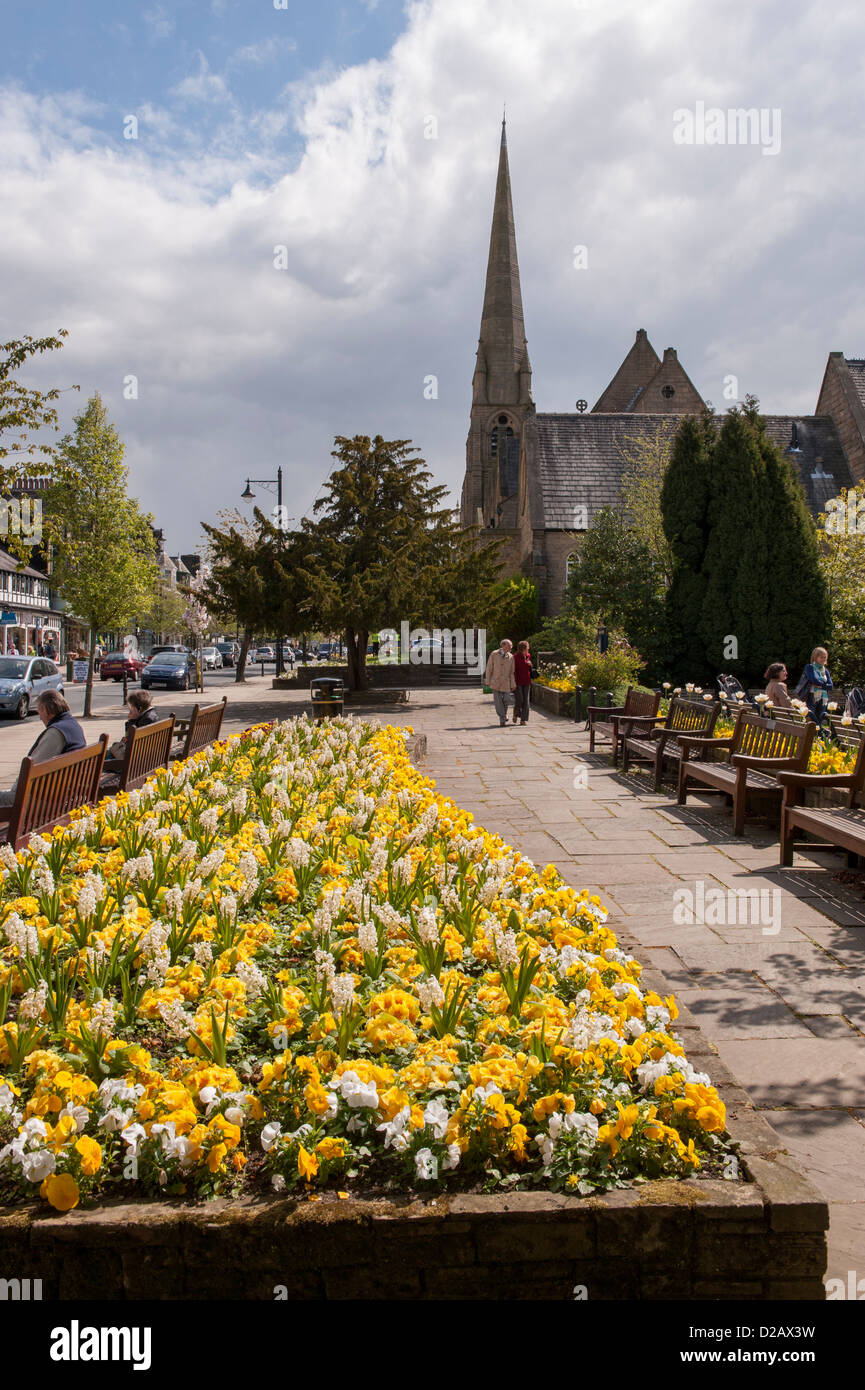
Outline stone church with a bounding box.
[460,121,865,616]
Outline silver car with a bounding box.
[202,646,223,670]
[0,656,64,720]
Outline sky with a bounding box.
[2,0,864,552]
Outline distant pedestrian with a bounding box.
[484,639,516,727]
[763,662,792,709]
[795,647,833,728]
[45,638,56,661]
[513,640,535,725]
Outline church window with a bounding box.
[661,385,675,399]
[565,551,578,589]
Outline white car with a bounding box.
[253,646,275,663]
[202,646,223,670]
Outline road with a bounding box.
[0,666,250,733]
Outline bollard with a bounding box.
[589,686,597,710]
[573,684,582,723]
[605,691,613,707]
[121,669,128,705]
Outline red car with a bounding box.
[100,651,146,682]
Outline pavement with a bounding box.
[2,678,863,1285]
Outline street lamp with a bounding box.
[241,466,286,674]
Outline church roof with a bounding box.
[534,412,852,530]
[845,359,865,410]
[592,329,661,411]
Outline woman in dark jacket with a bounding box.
[107,690,166,761]
[512,640,535,725]
[795,646,833,729]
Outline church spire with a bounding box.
[473,117,531,405]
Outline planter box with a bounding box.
[0,978,825,1300]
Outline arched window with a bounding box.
[565,551,579,590]
[492,415,519,498]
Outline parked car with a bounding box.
[150,645,190,659]
[216,642,238,667]
[141,652,193,691]
[0,656,64,720]
[253,646,275,663]
[202,646,223,670]
[100,650,146,682]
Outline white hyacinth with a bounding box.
[330,972,356,1018]
[416,905,440,946]
[416,975,445,1013]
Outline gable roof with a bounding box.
[592,329,662,412]
[534,412,852,530]
[845,359,865,411]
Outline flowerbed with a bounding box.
[0,718,730,1214]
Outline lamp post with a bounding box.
[241,466,288,676]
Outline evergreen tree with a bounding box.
[566,507,662,662]
[661,413,715,677]
[754,410,831,676]
[698,407,769,678]
[299,435,499,689]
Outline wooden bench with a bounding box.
[587,687,661,762]
[173,696,228,759]
[0,737,108,850]
[676,710,815,836]
[621,697,720,791]
[100,716,176,795]
[778,734,865,867]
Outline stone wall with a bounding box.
[0,1164,825,1300]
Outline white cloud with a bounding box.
[143,5,176,40]
[228,36,298,68]
[1,0,864,554]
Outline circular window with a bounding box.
[498,414,508,424]
[662,385,675,399]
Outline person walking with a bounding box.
[764,662,792,709]
[795,646,833,728]
[484,638,516,727]
[512,640,535,725]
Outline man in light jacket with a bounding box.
[484,639,516,727]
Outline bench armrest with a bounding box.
[679,734,733,751]
[775,771,857,788]
[587,705,625,719]
[730,754,806,773]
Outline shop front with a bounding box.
[0,552,64,659]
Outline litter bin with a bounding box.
[311,676,344,720]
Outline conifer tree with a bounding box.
[661,413,715,677]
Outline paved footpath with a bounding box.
[1,678,863,1284]
[373,687,865,1290]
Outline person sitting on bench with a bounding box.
[0,690,86,806]
[106,689,167,764]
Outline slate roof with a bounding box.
[845,359,865,411]
[534,412,852,530]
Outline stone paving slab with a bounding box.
[391,688,865,1291]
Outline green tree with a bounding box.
[201,512,274,682]
[618,424,675,589]
[566,507,663,663]
[817,487,865,685]
[661,413,716,677]
[43,395,158,717]
[484,576,538,648]
[299,435,499,689]
[663,402,830,682]
[1,331,79,562]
